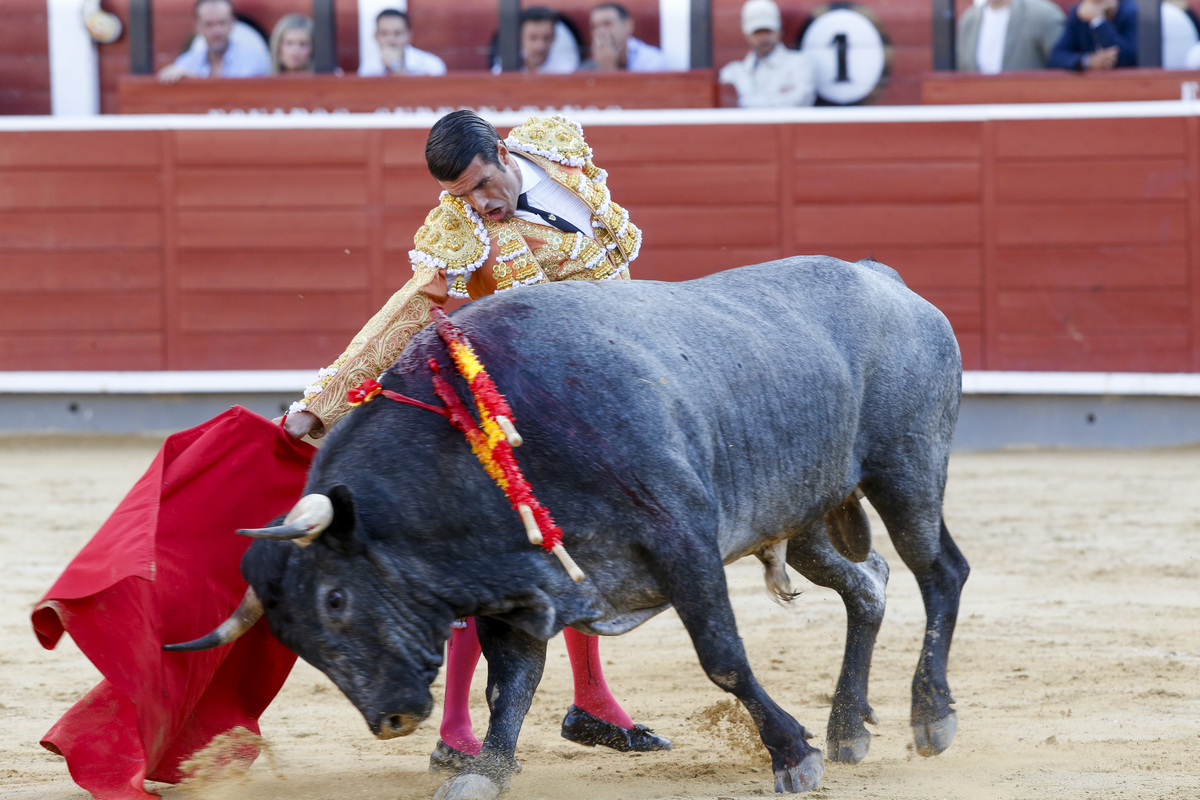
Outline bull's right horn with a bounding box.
[163,586,263,652]
[237,493,333,547]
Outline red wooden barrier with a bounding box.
[923,69,1200,104]
[1,115,1197,373]
[117,72,720,114]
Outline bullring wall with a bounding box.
[1,104,1198,375]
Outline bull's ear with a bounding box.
[323,484,364,555]
[491,588,558,641]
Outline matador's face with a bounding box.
[438,142,523,223]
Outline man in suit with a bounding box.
[1048,0,1138,70]
[956,0,1066,72]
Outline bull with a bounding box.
[170,256,969,798]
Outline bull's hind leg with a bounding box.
[657,538,823,793]
[786,525,889,764]
[863,481,969,757]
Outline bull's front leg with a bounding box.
[433,617,546,800]
[657,538,824,793]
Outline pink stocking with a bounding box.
[563,628,634,729]
[439,619,483,754]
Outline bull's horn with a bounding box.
[163,586,263,651]
[237,493,333,547]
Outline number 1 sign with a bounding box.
[798,2,893,105]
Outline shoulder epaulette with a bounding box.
[505,115,594,168]
[409,192,491,290]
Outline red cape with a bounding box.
[31,407,316,799]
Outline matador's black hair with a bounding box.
[424,110,503,183]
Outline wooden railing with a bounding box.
[117,71,722,115]
[922,68,1200,104]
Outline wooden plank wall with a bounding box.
[1,118,1197,373]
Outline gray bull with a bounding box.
[172,256,969,798]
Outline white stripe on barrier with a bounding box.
[961,371,1200,396]
[2,371,1199,396]
[0,371,315,394]
[2,100,1200,133]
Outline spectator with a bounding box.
[581,2,670,71]
[956,0,1066,72]
[718,0,816,107]
[157,0,270,82]
[270,13,314,74]
[1048,0,1138,70]
[1161,0,1200,67]
[358,9,447,77]
[491,6,582,73]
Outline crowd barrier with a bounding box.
[1,102,1198,377]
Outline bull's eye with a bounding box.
[326,589,346,611]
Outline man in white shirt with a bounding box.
[581,2,670,71]
[358,8,447,77]
[490,6,581,74]
[157,0,270,82]
[719,0,817,107]
[956,0,1065,73]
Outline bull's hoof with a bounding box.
[773,750,824,793]
[433,773,504,800]
[561,705,672,752]
[913,711,957,757]
[429,740,476,773]
[827,733,871,764]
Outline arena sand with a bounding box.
[2,436,1198,800]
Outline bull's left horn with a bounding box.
[237,493,333,547]
[163,586,263,651]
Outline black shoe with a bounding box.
[429,740,475,773]
[560,705,672,752]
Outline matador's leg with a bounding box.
[430,620,483,772]
[560,629,671,752]
[431,624,671,773]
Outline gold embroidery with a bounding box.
[507,116,591,165]
[304,268,438,426]
[412,197,487,274]
[511,252,544,285]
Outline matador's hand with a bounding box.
[274,410,326,440]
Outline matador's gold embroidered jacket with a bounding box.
[291,115,642,428]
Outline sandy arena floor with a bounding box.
[1,436,1198,800]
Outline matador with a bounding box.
[281,110,671,770]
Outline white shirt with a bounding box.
[175,21,270,78]
[512,154,595,238]
[974,3,1012,74]
[718,44,817,108]
[358,44,447,76]
[625,36,670,71]
[490,20,581,74]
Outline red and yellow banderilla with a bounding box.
[345,308,584,582]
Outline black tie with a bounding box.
[516,193,582,234]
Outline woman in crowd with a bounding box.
[269,13,314,73]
